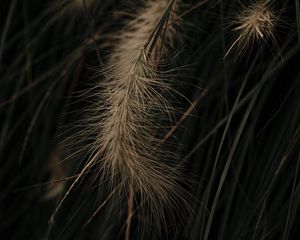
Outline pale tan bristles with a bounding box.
[225,1,279,57]
[92,0,187,224]
[50,0,188,230]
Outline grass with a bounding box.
[1,0,300,239]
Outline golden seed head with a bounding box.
[225,2,278,57]
[235,3,276,41]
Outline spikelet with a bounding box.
[225,1,279,57]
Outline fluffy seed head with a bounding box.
[51,1,188,230]
[96,0,183,204]
[77,0,187,229]
[50,0,188,232]
[226,1,278,56]
[237,3,276,40]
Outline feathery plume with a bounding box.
[225,1,279,57]
[93,0,186,223]
[51,0,188,231]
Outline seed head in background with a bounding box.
[225,1,279,57]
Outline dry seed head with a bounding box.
[94,0,188,228]
[226,2,278,57]
[54,0,188,229]
[95,0,185,210]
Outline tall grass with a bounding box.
[1,0,300,239]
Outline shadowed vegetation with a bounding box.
[1,0,300,239]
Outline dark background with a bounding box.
[1,0,300,239]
